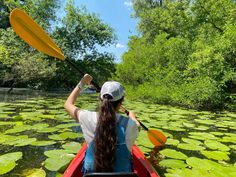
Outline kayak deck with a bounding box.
[63,143,159,177]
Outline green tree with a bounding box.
[0,0,59,90]
[51,0,116,87]
[116,0,236,109]
[1,0,116,90]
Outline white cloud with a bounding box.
[116,43,125,48]
[124,1,133,8]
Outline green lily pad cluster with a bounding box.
[1,93,236,177]
[0,95,90,176]
[130,102,236,157]
[165,157,236,177]
[137,102,236,177]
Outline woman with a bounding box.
[64,74,139,173]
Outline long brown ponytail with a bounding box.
[94,94,123,172]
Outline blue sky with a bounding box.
[59,0,138,62]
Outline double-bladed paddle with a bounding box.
[10,8,166,147]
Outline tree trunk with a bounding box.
[7,81,15,93]
[160,0,163,7]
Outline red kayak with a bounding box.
[63,143,159,177]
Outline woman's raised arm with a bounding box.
[64,74,93,121]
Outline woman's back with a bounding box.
[81,114,137,173]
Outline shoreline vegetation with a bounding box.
[115,0,236,110]
[1,87,235,112]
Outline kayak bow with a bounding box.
[63,143,159,177]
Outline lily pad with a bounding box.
[165,168,218,177]
[137,131,154,149]
[55,123,79,129]
[44,149,73,158]
[1,135,29,146]
[187,157,236,177]
[0,113,9,119]
[219,136,236,143]
[62,142,82,153]
[210,132,224,136]
[0,152,23,175]
[182,122,195,128]
[159,159,187,169]
[48,132,78,141]
[177,143,205,151]
[0,121,15,126]
[22,168,46,177]
[60,132,78,139]
[44,154,74,172]
[0,134,16,144]
[194,125,209,131]
[135,145,152,154]
[14,138,37,147]
[47,134,65,141]
[188,135,207,141]
[0,152,23,162]
[182,138,202,145]
[194,119,215,125]
[201,150,230,161]
[229,145,236,150]
[32,123,49,130]
[160,149,188,160]
[225,133,236,137]
[56,172,63,177]
[204,140,230,151]
[30,141,56,146]
[4,125,32,134]
[163,126,186,132]
[165,139,179,146]
[186,157,221,170]
[0,160,16,175]
[189,132,218,140]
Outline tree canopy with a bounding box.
[0,0,116,90]
[1,0,235,109]
[116,0,236,109]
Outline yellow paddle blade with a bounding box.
[10,8,65,60]
[147,129,167,147]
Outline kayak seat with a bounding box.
[83,172,138,177]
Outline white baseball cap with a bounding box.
[100,81,125,101]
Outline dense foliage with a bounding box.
[116,0,236,109]
[0,0,116,90]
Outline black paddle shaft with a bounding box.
[65,58,100,91]
[123,109,148,131]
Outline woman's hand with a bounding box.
[128,111,140,126]
[77,74,93,89]
[128,111,136,119]
[120,106,140,127]
[81,74,93,85]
